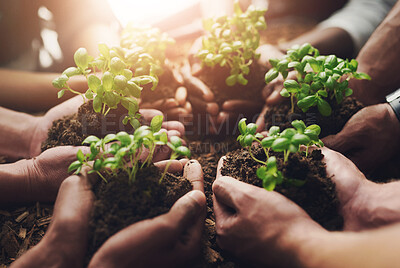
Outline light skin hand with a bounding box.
[323,103,400,173]
[12,160,206,268]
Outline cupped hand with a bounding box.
[11,160,205,268]
[323,103,400,173]
[321,146,400,231]
[212,156,324,267]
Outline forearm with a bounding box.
[0,106,39,160]
[351,0,400,105]
[279,27,354,59]
[0,69,87,112]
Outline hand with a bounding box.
[321,146,400,231]
[11,160,205,268]
[140,62,194,124]
[212,156,324,267]
[323,103,400,173]
[29,96,185,157]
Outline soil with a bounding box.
[221,146,342,231]
[86,164,192,262]
[41,100,140,151]
[197,62,266,106]
[264,97,364,137]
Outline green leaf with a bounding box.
[297,95,316,110]
[317,90,328,98]
[291,133,311,146]
[176,146,191,157]
[93,95,102,113]
[261,136,275,148]
[283,80,299,89]
[353,72,371,80]
[104,92,119,108]
[317,98,332,116]
[57,89,65,99]
[116,131,131,146]
[88,75,101,92]
[83,135,100,145]
[280,88,290,97]
[269,126,280,136]
[114,75,128,90]
[77,149,85,162]
[291,120,306,133]
[263,177,276,191]
[93,159,103,171]
[280,128,296,139]
[226,74,237,86]
[237,74,248,86]
[247,123,257,135]
[98,43,110,59]
[85,89,94,99]
[256,166,267,180]
[110,57,126,74]
[63,67,81,77]
[238,118,247,135]
[265,69,279,83]
[104,134,117,144]
[305,124,321,136]
[102,71,113,91]
[243,134,254,147]
[299,43,312,58]
[150,115,163,132]
[68,160,82,173]
[170,136,182,148]
[127,81,142,98]
[324,55,338,68]
[74,48,89,70]
[271,138,290,151]
[344,88,353,97]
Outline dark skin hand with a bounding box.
[213,146,400,267]
[323,103,400,173]
[11,160,206,268]
[0,95,185,161]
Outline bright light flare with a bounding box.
[107,0,200,27]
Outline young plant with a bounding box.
[236,118,323,191]
[197,0,267,86]
[265,43,371,115]
[68,115,191,184]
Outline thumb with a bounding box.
[167,190,206,230]
[322,133,352,153]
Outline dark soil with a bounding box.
[264,97,364,137]
[0,203,53,266]
[86,164,192,262]
[197,62,266,106]
[41,100,140,151]
[221,146,342,231]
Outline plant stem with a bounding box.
[290,94,295,114]
[159,153,177,184]
[249,147,267,166]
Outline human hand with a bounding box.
[212,157,324,267]
[11,160,206,268]
[323,103,400,173]
[321,146,400,231]
[29,95,185,157]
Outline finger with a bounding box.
[256,105,268,133]
[175,86,188,106]
[179,158,189,166]
[216,156,226,179]
[154,160,184,173]
[162,121,185,136]
[222,100,263,113]
[181,64,214,101]
[322,132,354,153]
[183,160,204,192]
[207,103,219,116]
[266,89,285,105]
[188,95,218,115]
[172,67,184,85]
[139,109,163,121]
[166,190,206,230]
[184,101,192,113]
[164,107,192,122]
[212,176,243,210]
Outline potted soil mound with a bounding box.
[221,146,342,230]
[264,96,363,137]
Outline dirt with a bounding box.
[221,146,342,231]
[86,164,192,262]
[41,100,141,151]
[0,203,53,266]
[264,97,364,137]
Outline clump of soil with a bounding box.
[221,146,343,231]
[86,164,192,261]
[41,100,138,151]
[197,62,266,106]
[264,97,364,137]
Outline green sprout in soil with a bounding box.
[265,43,371,116]
[53,27,174,128]
[196,0,267,86]
[237,118,323,191]
[68,115,190,184]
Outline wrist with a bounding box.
[0,160,32,204]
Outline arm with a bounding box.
[0,69,88,112]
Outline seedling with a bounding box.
[265,43,371,115]
[68,116,191,184]
[197,0,267,86]
[237,118,323,191]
